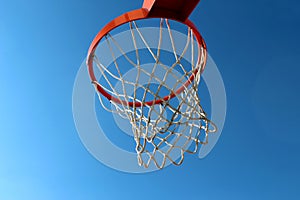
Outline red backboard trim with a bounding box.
[143,0,200,22]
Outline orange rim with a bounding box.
[87,8,207,107]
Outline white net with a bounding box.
[91,19,216,169]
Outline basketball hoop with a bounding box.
[86,0,217,169]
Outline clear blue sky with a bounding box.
[1,0,300,199]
